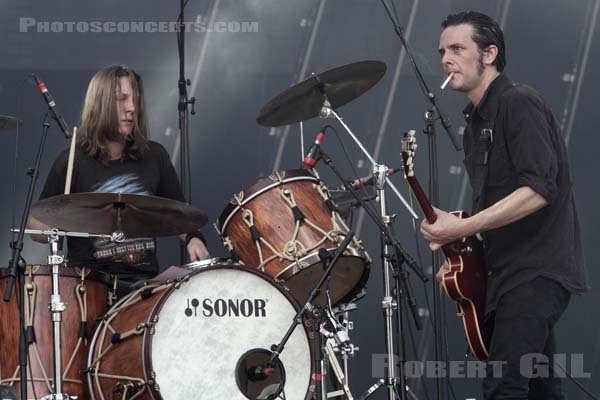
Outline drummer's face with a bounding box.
[116,77,136,137]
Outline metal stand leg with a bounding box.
[45,233,68,400]
[377,177,403,400]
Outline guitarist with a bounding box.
[420,11,587,400]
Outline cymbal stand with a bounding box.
[375,165,406,400]
[10,228,120,399]
[45,230,69,399]
[317,147,427,400]
[322,107,418,220]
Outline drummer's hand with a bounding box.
[436,261,451,283]
[187,238,210,261]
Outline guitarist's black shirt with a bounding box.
[462,74,587,314]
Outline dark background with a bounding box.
[0,0,597,399]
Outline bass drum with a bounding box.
[87,265,314,400]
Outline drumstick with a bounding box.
[64,126,77,194]
[440,72,454,90]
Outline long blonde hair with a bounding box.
[78,65,149,161]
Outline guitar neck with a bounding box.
[405,175,438,224]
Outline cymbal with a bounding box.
[31,192,208,238]
[256,60,387,127]
[0,115,18,131]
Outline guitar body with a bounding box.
[401,130,490,361]
[441,211,490,361]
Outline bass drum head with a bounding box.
[150,266,313,400]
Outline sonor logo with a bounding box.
[184,298,267,318]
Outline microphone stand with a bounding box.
[3,113,51,400]
[318,150,426,400]
[378,2,462,399]
[424,106,448,398]
[176,0,196,264]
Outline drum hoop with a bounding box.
[181,257,233,270]
[217,170,319,234]
[273,246,367,281]
[145,264,315,397]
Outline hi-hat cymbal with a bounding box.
[31,192,208,238]
[0,115,19,131]
[256,60,387,127]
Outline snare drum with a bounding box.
[87,265,314,400]
[217,169,370,306]
[0,265,110,399]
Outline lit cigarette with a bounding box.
[440,72,454,90]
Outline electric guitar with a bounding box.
[401,130,490,360]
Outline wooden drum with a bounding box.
[217,169,370,306]
[0,265,111,399]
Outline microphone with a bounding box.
[247,364,275,382]
[302,128,326,169]
[235,348,285,398]
[31,74,72,138]
[349,167,400,189]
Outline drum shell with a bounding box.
[218,169,370,305]
[0,265,110,399]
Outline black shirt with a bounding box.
[462,74,587,314]
[39,140,186,283]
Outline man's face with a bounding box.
[438,23,485,94]
[116,76,136,138]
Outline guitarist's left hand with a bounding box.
[420,207,472,251]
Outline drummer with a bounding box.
[28,64,210,290]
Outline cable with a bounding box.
[326,124,372,201]
[406,299,431,400]
[554,361,600,400]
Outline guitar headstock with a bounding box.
[401,130,417,177]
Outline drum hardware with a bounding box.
[236,233,355,400]
[3,229,115,399]
[315,149,426,400]
[319,306,358,400]
[47,231,68,399]
[320,108,417,219]
[323,340,353,400]
[182,257,234,270]
[328,189,378,219]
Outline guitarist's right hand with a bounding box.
[436,261,451,282]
